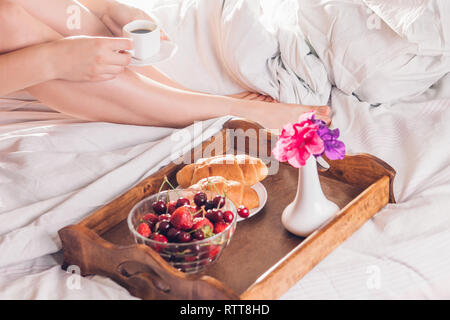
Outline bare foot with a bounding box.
[306,105,331,125]
[255,103,331,130]
[286,104,331,126]
[227,93,331,129]
[229,91,277,103]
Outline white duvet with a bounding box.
[1,0,450,299]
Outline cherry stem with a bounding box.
[156,177,168,202]
[190,208,203,219]
[223,190,238,210]
[204,180,225,210]
[163,176,181,198]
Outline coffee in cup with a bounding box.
[123,20,160,60]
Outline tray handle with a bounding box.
[59,225,238,300]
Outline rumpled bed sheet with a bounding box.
[1,0,450,299]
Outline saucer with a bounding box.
[129,41,178,66]
[237,182,268,222]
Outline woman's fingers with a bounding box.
[107,50,132,66]
[103,37,134,51]
[160,30,169,41]
[99,65,126,75]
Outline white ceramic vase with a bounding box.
[281,156,339,237]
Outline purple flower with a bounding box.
[312,118,346,160]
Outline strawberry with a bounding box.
[137,223,151,238]
[143,213,159,224]
[208,245,221,260]
[213,221,229,234]
[150,233,168,252]
[192,217,214,231]
[170,206,194,230]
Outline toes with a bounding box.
[231,92,250,99]
[247,93,260,100]
[255,94,267,101]
[317,106,331,116]
[315,114,331,126]
[264,96,276,103]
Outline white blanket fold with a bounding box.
[1,0,450,299]
[155,0,450,104]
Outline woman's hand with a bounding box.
[100,0,168,39]
[50,36,133,82]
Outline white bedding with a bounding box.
[1,0,450,299]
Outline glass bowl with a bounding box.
[127,189,237,274]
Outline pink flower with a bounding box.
[272,112,325,168]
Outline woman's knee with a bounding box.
[0,1,29,52]
[0,1,23,26]
[0,1,60,53]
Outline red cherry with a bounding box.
[166,228,181,242]
[193,229,205,240]
[193,192,207,207]
[206,208,223,223]
[152,200,167,215]
[204,200,215,211]
[143,213,159,224]
[158,214,171,222]
[237,205,250,218]
[223,210,234,223]
[212,195,226,208]
[137,223,151,238]
[157,221,171,235]
[148,221,156,232]
[176,197,190,208]
[177,231,192,243]
[167,201,177,214]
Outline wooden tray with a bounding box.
[58,118,396,300]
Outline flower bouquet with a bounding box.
[272,111,346,237]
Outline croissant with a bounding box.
[177,154,268,188]
[189,176,260,210]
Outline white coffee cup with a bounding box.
[122,20,160,60]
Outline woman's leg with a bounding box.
[0,0,61,53]
[1,2,330,128]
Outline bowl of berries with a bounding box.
[127,188,237,274]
